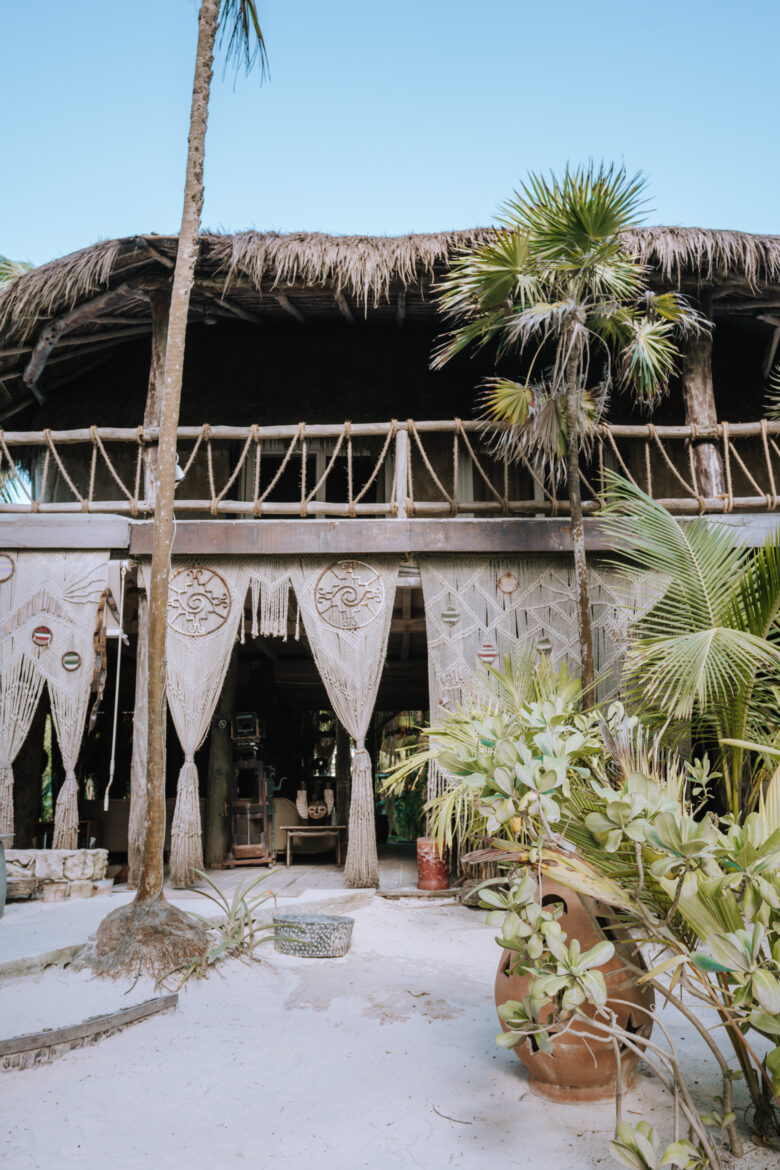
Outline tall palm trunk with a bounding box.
[136,0,221,903]
[564,347,595,693]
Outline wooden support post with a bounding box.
[205,647,238,866]
[393,424,409,518]
[681,297,724,499]
[144,290,170,504]
[127,591,153,888]
[335,724,350,835]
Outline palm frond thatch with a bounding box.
[1,225,779,345]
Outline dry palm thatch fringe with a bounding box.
[344,746,379,889]
[4,226,779,347]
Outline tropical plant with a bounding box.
[433,164,702,690]
[169,868,276,985]
[0,256,32,286]
[96,0,267,976]
[404,659,780,1163]
[601,472,780,819]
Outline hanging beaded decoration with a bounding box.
[62,650,82,672]
[477,641,498,665]
[32,626,53,648]
[440,605,460,627]
[497,571,518,595]
[0,554,15,583]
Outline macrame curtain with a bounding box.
[418,555,653,799]
[0,551,109,845]
[163,561,249,887]
[290,557,400,889]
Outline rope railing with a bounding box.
[0,418,779,517]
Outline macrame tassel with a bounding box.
[53,772,79,850]
[344,745,378,889]
[0,761,14,836]
[170,758,204,888]
[296,787,309,820]
[323,786,334,816]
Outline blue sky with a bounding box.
[3,0,779,266]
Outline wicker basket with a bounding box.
[273,913,354,958]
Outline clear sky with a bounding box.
[3,0,779,266]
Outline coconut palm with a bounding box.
[94,0,267,977]
[434,165,701,691]
[0,256,32,286]
[602,472,780,818]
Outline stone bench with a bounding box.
[6,848,110,900]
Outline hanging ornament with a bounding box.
[32,625,52,648]
[477,641,498,665]
[440,605,460,627]
[497,572,518,595]
[0,554,15,583]
[537,635,553,657]
[62,650,82,672]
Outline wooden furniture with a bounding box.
[283,825,345,868]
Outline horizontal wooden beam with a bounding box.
[0,515,131,550]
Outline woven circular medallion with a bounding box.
[497,572,518,595]
[0,554,15,583]
[477,641,498,665]
[314,560,384,630]
[32,625,52,648]
[62,650,81,672]
[441,605,460,626]
[167,565,231,637]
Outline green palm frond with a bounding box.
[0,256,32,286]
[218,0,268,78]
[765,364,780,421]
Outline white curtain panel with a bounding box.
[0,551,110,846]
[418,555,652,798]
[164,560,249,887]
[290,557,400,888]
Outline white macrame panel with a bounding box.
[418,555,653,797]
[0,551,110,846]
[164,560,249,887]
[289,557,400,888]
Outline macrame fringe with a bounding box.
[249,573,290,640]
[53,773,79,849]
[0,762,14,836]
[344,746,378,889]
[170,759,204,888]
[426,757,452,803]
[296,788,309,820]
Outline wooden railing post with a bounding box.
[393,423,409,518]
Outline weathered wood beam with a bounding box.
[680,296,724,499]
[133,236,176,270]
[273,292,304,323]
[23,282,140,401]
[334,291,354,324]
[202,291,263,325]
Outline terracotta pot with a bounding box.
[416,837,449,890]
[494,877,654,1103]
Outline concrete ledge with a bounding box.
[0,944,85,981]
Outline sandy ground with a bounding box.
[0,898,777,1170]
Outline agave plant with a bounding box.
[433,164,702,689]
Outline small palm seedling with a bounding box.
[169,868,276,985]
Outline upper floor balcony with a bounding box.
[1,416,779,520]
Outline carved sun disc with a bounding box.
[167,565,231,636]
[314,560,385,630]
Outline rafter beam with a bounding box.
[23,282,139,402]
[334,291,354,324]
[202,291,263,325]
[273,292,304,323]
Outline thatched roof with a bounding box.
[1,225,779,417]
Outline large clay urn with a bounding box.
[494,877,654,1103]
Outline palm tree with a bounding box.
[94,0,267,976]
[602,472,780,819]
[0,256,32,286]
[434,165,701,691]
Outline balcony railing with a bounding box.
[1,418,779,517]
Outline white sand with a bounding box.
[0,899,776,1170]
